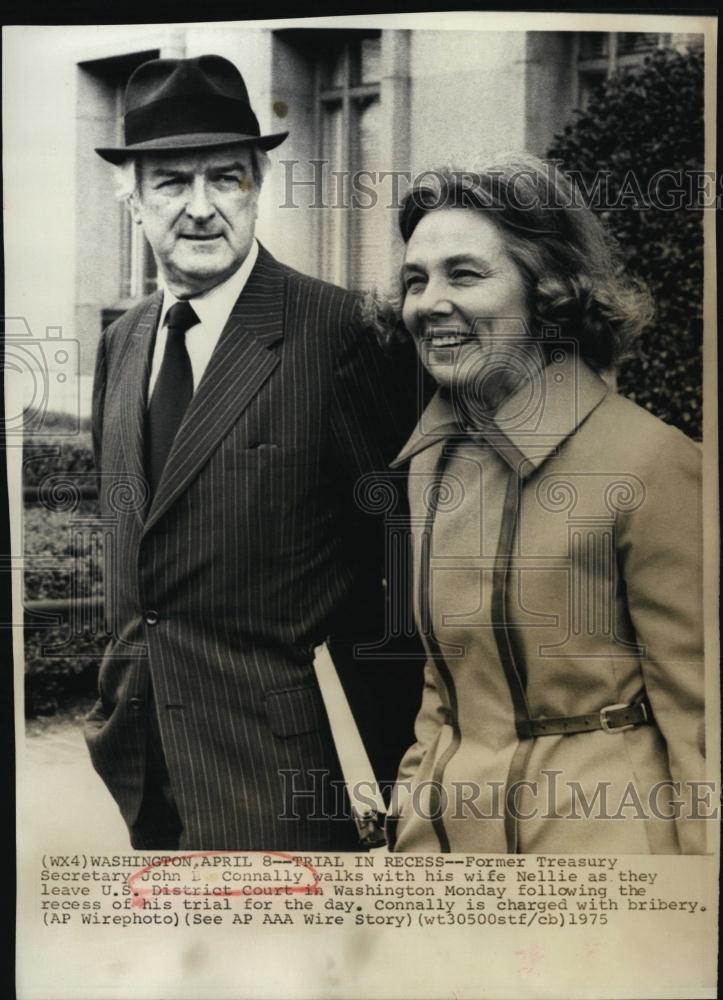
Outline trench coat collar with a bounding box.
[391,354,610,479]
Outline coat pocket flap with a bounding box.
[265,684,327,738]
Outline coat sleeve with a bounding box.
[326,301,419,629]
[329,301,418,483]
[91,328,108,488]
[395,660,448,785]
[616,430,707,853]
[325,300,425,788]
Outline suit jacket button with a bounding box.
[144,610,160,626]
[129,697,143,711]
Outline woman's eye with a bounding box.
[451,269,483,282]
[404,275,426,292]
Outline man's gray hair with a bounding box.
[111,146,271,203]
[112,159,139,202]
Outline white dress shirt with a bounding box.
[148,238,259,400]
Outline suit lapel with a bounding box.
[143,247,286,535]
[117,292,163,528]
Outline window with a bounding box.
[119,184,158,299]
[114,84,158,299]
[575,32,670,110]
[78,49,159,309]
[315,32,383,290]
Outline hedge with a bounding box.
[547,46,704,439]
[23,425,95,489]
[23,415,106,716]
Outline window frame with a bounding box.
[313,32,381,288]
[117,73,157,301]
[574,31,671,110]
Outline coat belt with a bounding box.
[515,695,653,739]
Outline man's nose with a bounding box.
[185,177,216,222]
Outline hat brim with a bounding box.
[95,130,289,164]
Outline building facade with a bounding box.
[3,23,699,415]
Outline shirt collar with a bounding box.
[158,238,259,335]
[391,353,610,478]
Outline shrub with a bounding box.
[23,434,95,488]
[23,503,103,601]
[548,46,704,439]
[22,408,92,434]
[23,434,105,717]
[24,630,105,717]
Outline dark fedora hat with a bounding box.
[95,54,288,164]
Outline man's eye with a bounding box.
[215,174,242,184]
[157,179,184,190]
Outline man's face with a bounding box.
[129,147,260,296]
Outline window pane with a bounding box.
[617,33,660,56]
[319,100,346,286]
[116,84,157,299]
[319,48,346,90]
[359,36,381,84]
[578,33,609,61]
[348,96,384,291]
[118,208,157,297]
[316,35,384,289]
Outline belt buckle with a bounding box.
[600,701,640,733]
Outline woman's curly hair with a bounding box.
[372,153,653,371]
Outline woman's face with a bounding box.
[401,207,532,410]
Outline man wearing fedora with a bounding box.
[85,54,420,850]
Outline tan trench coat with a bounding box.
[389,356,705,854]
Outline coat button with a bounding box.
[144,610,160,626]
[129,697,143,711]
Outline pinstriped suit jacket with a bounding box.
[84,245,420,850]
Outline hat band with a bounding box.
[125,94,261,146]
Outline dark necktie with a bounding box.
[146,300,198,496]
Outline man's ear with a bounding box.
[128,192,144,226]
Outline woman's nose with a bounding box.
[417,283,455,319]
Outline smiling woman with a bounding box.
[401,208,532,413]
[387,154,705,856]
[398,155,652,378]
